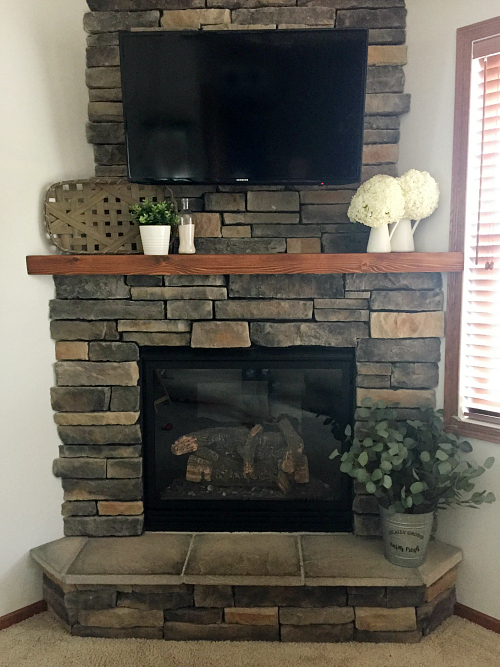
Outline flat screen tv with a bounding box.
[119,29,368,185]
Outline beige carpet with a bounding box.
[0,613,499,667]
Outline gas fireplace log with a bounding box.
[294,454,310,484]
[185,455,213,483]
[241,424,263,478]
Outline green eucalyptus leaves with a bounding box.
[331,399,495,515]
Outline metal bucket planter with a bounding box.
[379,507,434,568]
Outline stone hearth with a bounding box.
[32,532,461,642]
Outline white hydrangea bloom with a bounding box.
[398,169,440,220]
[347,175,405,228]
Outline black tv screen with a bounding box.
[119,29,368,185]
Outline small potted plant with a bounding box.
[131,198,180,255]
[391,169,440,252]
[347,174,405,253]
[332,400,495,567]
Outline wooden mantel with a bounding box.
[26,252,464,276]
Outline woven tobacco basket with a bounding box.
[45,179,175,254]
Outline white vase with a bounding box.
[390,218,420,252]
[178,224,196,254]
[139,225,171,255]
[366,225,392,253]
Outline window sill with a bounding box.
[445,415,500,445]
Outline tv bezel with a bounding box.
[119,28,369,186]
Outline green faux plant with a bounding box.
[130,199,180,226]
[331,399,495,515]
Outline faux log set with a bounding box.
[171,417,309,494]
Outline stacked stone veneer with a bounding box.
[44,570,457,642]
[50,271,444,537]
[84,0,408,255]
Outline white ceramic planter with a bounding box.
[390,218,421,252]
[139,225,171,255]
[366,225,392,253]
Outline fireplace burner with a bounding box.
[141,347,355,532]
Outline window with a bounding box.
[445,17,500,444]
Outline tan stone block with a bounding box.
[78,607,163,628]
[280,607,354,625]
[362,144,399,165]
[56,342,88,361]
[355,607,416,632]
[357,388,435,408]
[122,333,191,346]
[222,226,251,238]
[98,501,143,516]
[117,320,190,333]
[287,238,321,254]
[368,45,407,66]
[371,312,444,339]
[224,607,278,625]
[425,567,458,602]
[300,190,354,205]
[54,412,139,426]
[193,212,222,238]
[191,322,251,348]
[161,9,230,28]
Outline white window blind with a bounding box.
[461,44,500,422]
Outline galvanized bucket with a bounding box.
[379,507,434,568]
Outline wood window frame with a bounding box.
[445,16,500,444]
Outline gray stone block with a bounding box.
[224,212,299,224]
[229,274,343,299]
[64,516,143,537]
[58,424,141,445]
[121,333,191,346]
[234,586,346,608]
[107,458,142,479]
[356,338,441,363]
[391,363,439,389]
[215,300,313,320]
[364,115,400,129]
[302,204,350,225]
[93,143,127,165]
[315,298,368,309]
[253,224,321,238]
[131,286,226,300]
[167,300,213,320]
[89,0,204,7]
[44,585,72,626]
[164,608,223,624]
[117,589,193,610]
[347,273,442,291]
[86,67,121,89]
[65,588,117,612]
[364,129,400,144]
[110,387,140,412]
[61,501,97,517]
[357,362,392,375]
[348,586,386,607]
[386,586,426,608]
[232,7,335,25]
[194,585,233,608]
[362,164,398,180]
[55,361,139,387]
[62,479,142,501]
[417,588,456,636]
[95,165,128,177]
[89,342,139,362]
[88,102,123,123]
[279,607,354,625]
[370,289,444,311]
[322,230,369,254]
[281,623,354,642]
[86,122,124,144]
[205,192,245,211]
[366,66,405,93]
[364,93,411,116]
[87,45,120,68]
[53,458,107,479]
[352,495,380,514]
[315,309,369,322]
[163,622,279,641]
[84,11,160,33]
[356,375,391,388]
[247,191,299,212]
[353,513,382,536]
[54,276,129,300]
[59,445,142,459]
[355,629,422,643]
[336,7,406,28]
[251,322,368,347]
[195,238,286,254]
[87,32,119,47]
[126,275,163,287]
[51,387,111,412]
[72,625,162,639]
[50,300,164,321]
[50,321,119,341]
[164,275,225,286]
[368,29,406,45]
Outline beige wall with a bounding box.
[400,0,500,620]
[0,0,93,616]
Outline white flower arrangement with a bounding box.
[347,175,405,228]
[397,169,440,221]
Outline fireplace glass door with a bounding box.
[141,347,354,531]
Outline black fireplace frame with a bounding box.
[140,346,355,532]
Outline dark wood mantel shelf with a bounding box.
[26,252,464,276]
